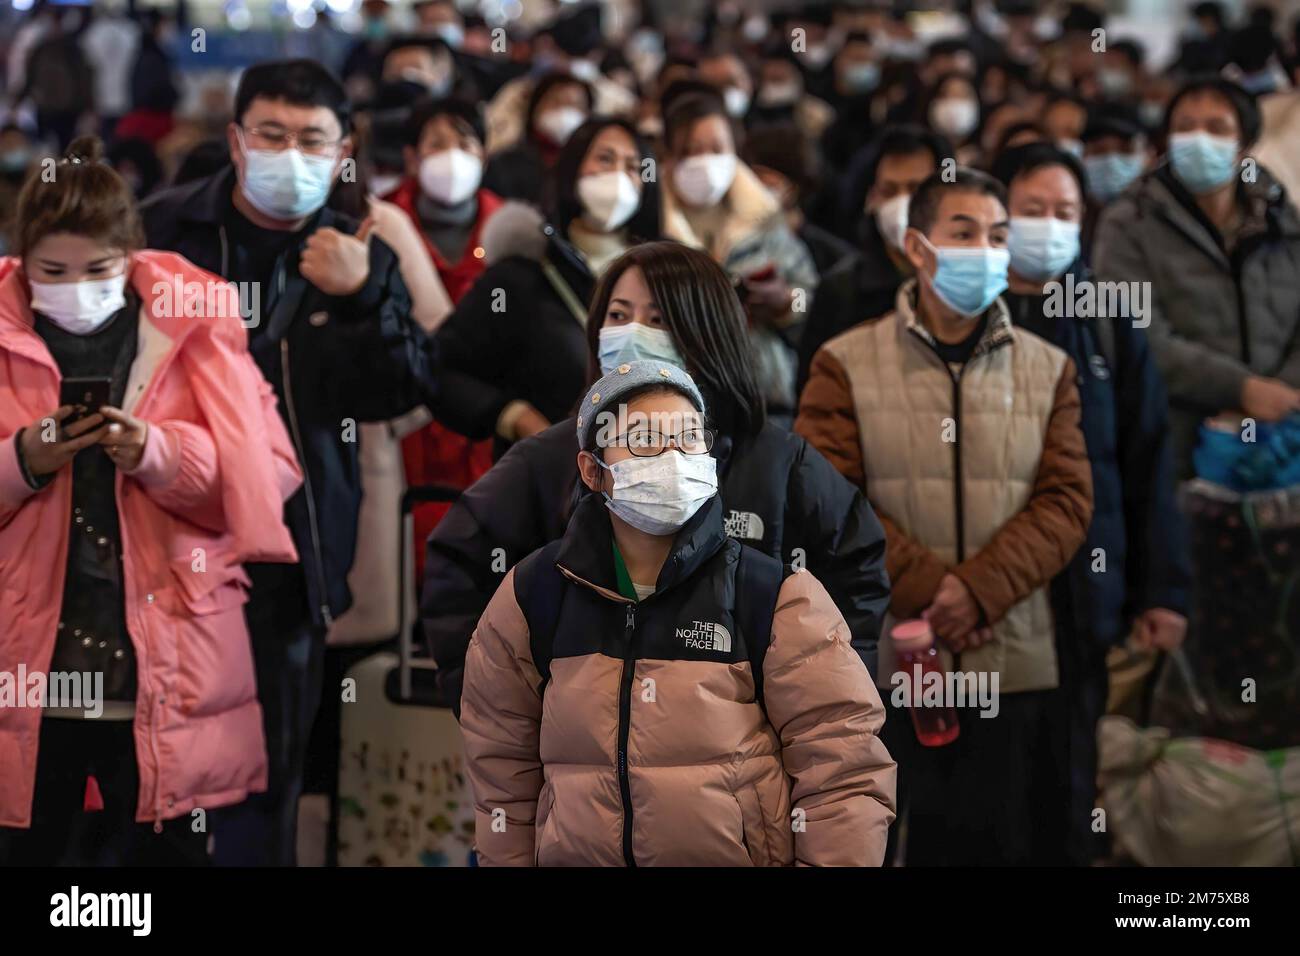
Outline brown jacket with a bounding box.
[460,494,897,866]
[795,283,1093,692]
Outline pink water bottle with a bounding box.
[891,619,960,747]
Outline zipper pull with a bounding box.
[321,603,334,627]
[625,604,635,630]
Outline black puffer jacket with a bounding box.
[422,416,891,712]
[141,168,436,626]
[431,202,595,445]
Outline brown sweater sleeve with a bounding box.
[796,347,949,619]
[951,357,1094,625]
[794,348,866,487]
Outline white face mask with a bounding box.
[756,82,800,109]
[29,272,129,335]
[874,193,911,249]
[577,170,641,232]
[535,106,587,146]
[929,97,979,141]
[673,153,737,208]
[418,147,482,205]
[597,450,718,536]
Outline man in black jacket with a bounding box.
[141,59,437,865]
[994,143,1190,864]
[797,124,952,392]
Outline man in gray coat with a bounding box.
[1093,76,1300,480]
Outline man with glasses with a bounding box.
[141,59,438,866]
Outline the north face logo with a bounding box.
[676,620,732,652]
[723,510,764,541]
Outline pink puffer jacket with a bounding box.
[0,251,301,828]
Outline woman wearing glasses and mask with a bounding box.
[460,361,896,866]
[423,241,891,714]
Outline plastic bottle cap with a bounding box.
[891,618,934,653]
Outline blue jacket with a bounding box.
[1005,262,1190,646]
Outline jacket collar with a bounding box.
[893,277,1015,362]
[0,251,227,374]
[554,492,729,602]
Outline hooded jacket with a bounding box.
[461,492,896,866]
[1092,165,1300,479]
[423,416,891,712]
[0,251,302,827]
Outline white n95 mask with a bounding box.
[672,153,737,208]
[577,171,641,232]
[419,148,482,206]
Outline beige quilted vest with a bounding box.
[825,283,1068,693]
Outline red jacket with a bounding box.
[383,180,503,303]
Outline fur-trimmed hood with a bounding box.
[480,200,550,266]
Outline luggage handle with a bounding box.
[398,483,463,702]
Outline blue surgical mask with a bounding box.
[598,323,683,375]
[842,62,880,94]
[1083,151,1145,201]
[238,128,338,220]
[1008,217,1080,282]
[1168,131,1239,195]
[917,234,1010,318]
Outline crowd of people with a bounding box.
[1,0,1299,868]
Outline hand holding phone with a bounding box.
[60,377,112,427]
[18,406,110,478]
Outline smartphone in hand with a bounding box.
[60,377,112,427]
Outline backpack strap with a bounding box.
[1091,313,1117,374]
[514,543,566,694]
[733,546,789,709]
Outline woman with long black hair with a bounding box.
[422,241,891,711]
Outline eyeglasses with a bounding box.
[610,427,715,457]
[241,124,343,156]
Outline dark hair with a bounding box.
[235,59,352,134]
[742,123,818,199]
[525,70,595,142]
[990,142,1089,201]
[864,123,953,185]
[404,96,485,147]
[383,33,453,64]
[663,90,738,155]
[991,119,1049,157]
[927,38,974,61]
[106,137,164,199]
[550,117,662,240]
[1163,75,1261,147]
[1111,39,1145,70]
[908,167,1007,235]
[1192,2,1225,26]
[1227,24,1280,72]
[15,136,144,256]
[173,140,232,186]
[658,78,724,118]
[585,242,765,438]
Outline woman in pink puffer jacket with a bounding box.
[0,137,301,865]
